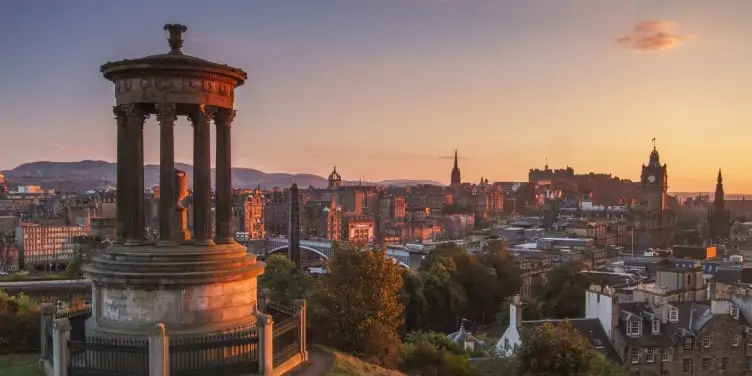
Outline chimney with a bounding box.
[510,294,523,329]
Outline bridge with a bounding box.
[264,238,411,269]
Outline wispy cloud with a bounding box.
[438,155,469,160]
[617,21,695,52]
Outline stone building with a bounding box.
[633,145,676,249]
[233,188,265,240]
[707,169,731,242]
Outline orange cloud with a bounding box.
[617,21,695,52]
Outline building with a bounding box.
[450,150,461,187]
[233,188,265,240]
[16,224,88,270]
[634,145,676,249]
[341,214,374,244]
[16,185,43,194]
[707,169,731,242]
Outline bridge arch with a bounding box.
[267,245,409,269]
[269,245,330,260]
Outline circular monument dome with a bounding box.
[100,24,248,110]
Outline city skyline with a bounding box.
[1,1,751,192]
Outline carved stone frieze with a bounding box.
[115,76,236,108]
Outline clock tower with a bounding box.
[640,146,668,212]
[636,145,674,248]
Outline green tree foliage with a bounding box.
[64,255,83,278]
[313,242,405,367]
[495,296,543,327]
[400,333,479,376]
[401,270,429,333]
[258,253,313,306]
[515,321,625,376]
[537,261,592,318]
[404,331,465,355]
[0,290,41,354]
[413,241,522,330]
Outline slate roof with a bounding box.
[520,318,623,364]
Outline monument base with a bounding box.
[82,242,264,340]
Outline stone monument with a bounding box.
[83,24,264,339]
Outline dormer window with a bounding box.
[731,306,740,320]
[627,319,642,337]
[652,318,660,334]
[669,308,678,323]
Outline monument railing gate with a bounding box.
[271,314,299,368]
[68,337,150,376]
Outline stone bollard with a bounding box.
[149,322,170,376]
[52,318,71,376]
[256,312,274,376]
[293,299,308,362]
[40,303,55,361]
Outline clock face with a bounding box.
[648,175,656,183]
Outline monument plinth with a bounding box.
[84,24,263,340]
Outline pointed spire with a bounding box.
[453,150,459,169]
[717,169,723,184]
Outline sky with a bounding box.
[0,0,751,193]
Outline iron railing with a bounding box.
[169,327,259,376]
[44,320,54,361]
[68,336,149,376]
[266,302,295,322]
[272,316,300,367]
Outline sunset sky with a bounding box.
[1,1,751,193]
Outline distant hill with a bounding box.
[0,160,443,191]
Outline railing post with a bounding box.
[293,299,308,362]
[41,303,54,360]
[52,318,71,376]
[149,322,169,376]
[256,312,274,376]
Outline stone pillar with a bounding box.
[174,170,190,242]
[149,322,169,376]
[188,105,215,245]
[113,106,128,243]
[256,313,273,376]
[213,109,236,244]
[52,318,71,376]
[156,103,177,246]
[40,303,54,360]
[294,299,308,362]
[259,289,271,313]
[122,104,149,245]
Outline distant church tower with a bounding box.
[708,169,731,242]
[288,182,301,268]
[328,166,342,189]
[450,150,462,186]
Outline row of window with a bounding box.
[681,356,752,372]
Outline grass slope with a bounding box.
[0,353,44,376]
[326,349,405,376]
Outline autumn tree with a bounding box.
[516,321,625,376]
[313,242,404,366]
[258,253,313,306]
[537,261,592,318]
[401,269,429,334]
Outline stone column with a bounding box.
[294,299,308,362]
[156,103,177,246]
[40,303,54,360]
[122,104,149,245]
[113,106,129,243]
[148,323,169,376]
[255,313,273,376]
[52,318,71,376]
[188,105,215,245]
[214,109,236,244]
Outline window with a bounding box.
[731,307,740,319]
[733,334,741,347]
[661,371,669,376]
[701,358,710,371]
[652,319,660,334]
[722,357,729,371]
[669,308,678,323]
[661,348,670,362]
[627,320,642,336]
[702,335,711,348]
[682,358,692,373]
[747,356,752,371]
[504,338,509,350]
[646,347,656,363]
[683,337,693,350]
[630,349,639,364]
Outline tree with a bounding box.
[538,261,592,318]
[399,341,477,376]
[401,269,429,334]
[515,321,625,376]
[313,242,404,366]
[420,256,467,332]
[258,253,313,306]
[495,296,543,327]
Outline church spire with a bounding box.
[717,168,723,184]
[453,150,459,169]
[450,150,462,186]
